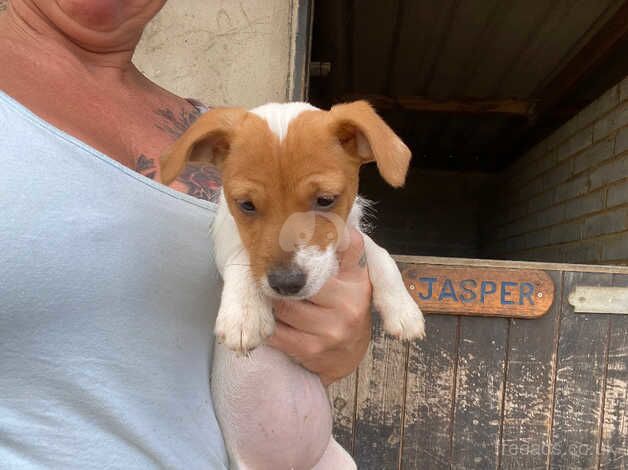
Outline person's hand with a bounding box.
[267,229,372,386]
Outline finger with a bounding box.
[338,228,366,271]
[272,299,336,336]
[305,275,352,308]
[267,320,320,359]
[307,229,369,307]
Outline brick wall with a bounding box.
[483,76,628,265]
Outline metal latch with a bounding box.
[568,286,628,314]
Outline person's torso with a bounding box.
[0,90,228,469]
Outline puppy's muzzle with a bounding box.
[267,266,307,296]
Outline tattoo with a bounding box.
[358,252,367,268]
[0,1,6,12]
[144,104,222,201]
[175,162,222,202]
[154,106,201,139]
[135,154,157,180]
[136,104,201,181]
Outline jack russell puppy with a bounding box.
[161,101,425,469]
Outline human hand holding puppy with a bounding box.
[268,228,372,386]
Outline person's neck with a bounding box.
[1,0,143,83]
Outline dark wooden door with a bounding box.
[329,257,628,470]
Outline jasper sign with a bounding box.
[401,264,554,318]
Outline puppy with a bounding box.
[161,101,425,469]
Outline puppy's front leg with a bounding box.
[362,233,425,340]
[214,250,275,354]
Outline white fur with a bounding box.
[293,244,338,298]
[348,195,375,232]
[212,191,241,276]
[214,248,275,353]
[362,234,425,340]
[250,102,319,141]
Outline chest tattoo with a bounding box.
[134,105,222,201]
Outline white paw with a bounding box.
[214,295,275,354]
[378,291,425,341]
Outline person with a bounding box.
[0,1,372,468]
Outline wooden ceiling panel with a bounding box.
[424,0,504,99]
[504,0,622,97]
[464,0,557,98]
[388,0,454,96]
[351,0,399,93]
[310,0,628,171]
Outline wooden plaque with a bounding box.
[401,264,555,318]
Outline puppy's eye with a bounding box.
[238,200,256,214]
[315,195,337,209]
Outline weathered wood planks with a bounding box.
[598,273,628,470]
[328,371,357,454]
[450,316,509,469]
[500,271,563,470]
[353,312,408,469]
[329,261,628,470]
[550,272,612,470]
[401,314,458,469]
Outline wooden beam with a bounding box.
[341,93,535,117]
[399,96,534,116]
[534,0,628,116]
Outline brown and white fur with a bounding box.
[161,101,425,469]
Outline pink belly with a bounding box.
[212,344,333,470]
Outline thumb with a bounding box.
[338,228,366,271]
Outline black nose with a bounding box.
[267,267,307,296]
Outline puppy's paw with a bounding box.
[215,298,275,354]
[378,291,425,341]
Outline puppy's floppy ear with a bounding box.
[329,100,411,187]
[160,107,247,185]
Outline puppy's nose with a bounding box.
[267,267,307,296]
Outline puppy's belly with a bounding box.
[212,344,332,470]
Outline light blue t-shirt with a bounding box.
[0,91,228,469]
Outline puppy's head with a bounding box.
[161,101,411,298]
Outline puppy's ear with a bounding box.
[329,100,411,187]
[160,107,247,185]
